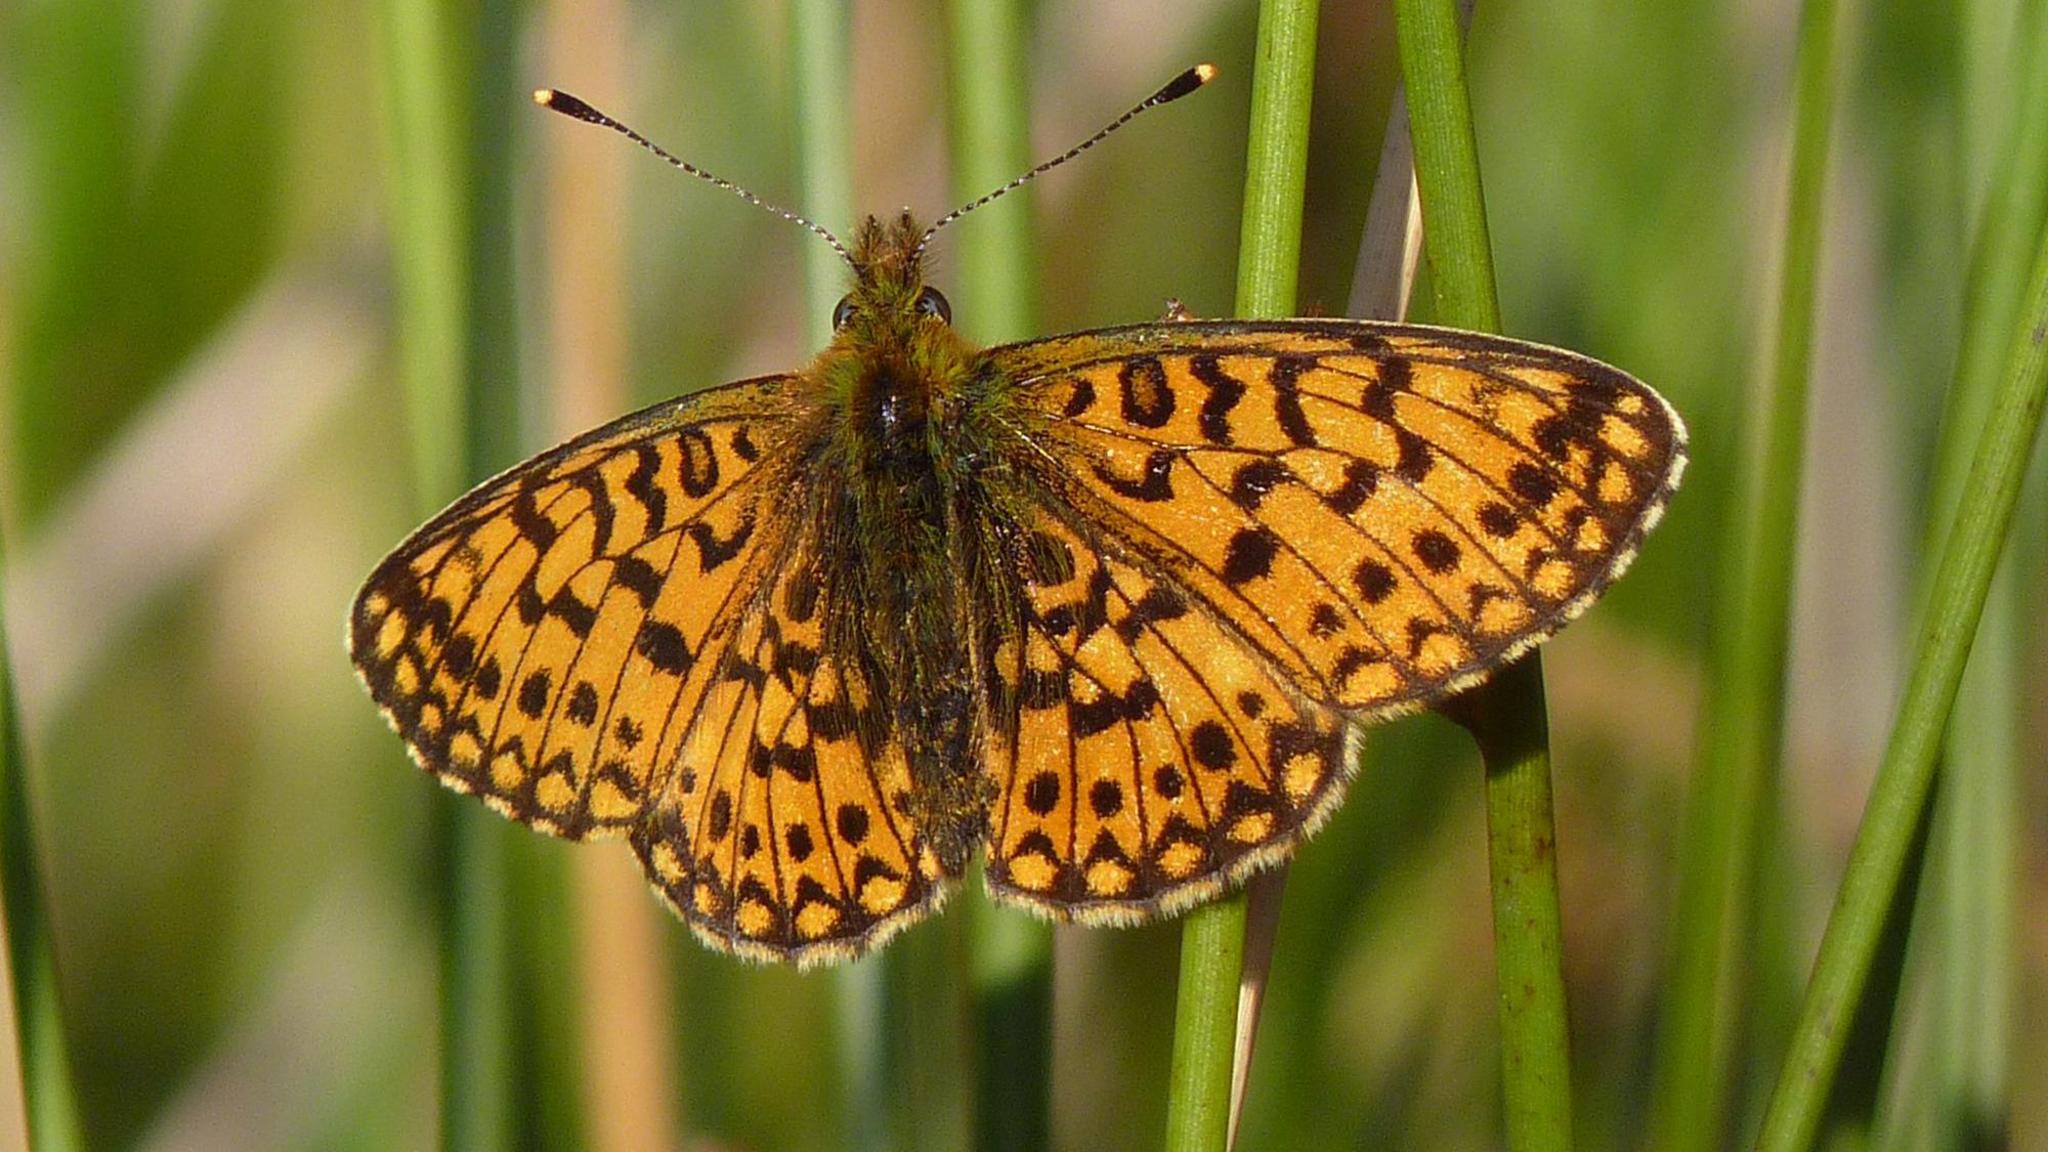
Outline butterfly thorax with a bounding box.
[803,213,1002,870]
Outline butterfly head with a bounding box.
[805,211,975,438]
[831,211,953,341]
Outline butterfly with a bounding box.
[349,67,1685,966]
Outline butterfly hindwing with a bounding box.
[983,506,1352,920]
[997,320,1687,721]
[633,532,946,964]
[349,375,800,840]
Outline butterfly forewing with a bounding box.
[997,321,1686,721]
[349,376,803,840]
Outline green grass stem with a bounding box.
[375,2,527,1147]
[946,0,1040,339]
[942,7,1058,1148]
[1649,1,1843,1146]
[1754,190,2048,1152]
[1877,6,2048,1145]
[1164,4,1317,1149]
[0,530,84,1152]
[1166,897,1252,1152]
[793,0,857,353]
[1395,1,1575,1147]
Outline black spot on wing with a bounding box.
[1094,449,1177,502]
[511,487,558,552]
[1089,779,1124,817]
[566,681,600,726]
[687,514,755,572]
[1229,459,1292,512]
[1509,462,1558,506]
[635,621,692,674]
[1222,526,1279,585]
[675,427,720,498]
[1413,530,1461,574]
[1478,502,1519,538]
[623,444,669,535]
[548,588,597,637]
[518,671,552,719]
[1270,355,1317,446]
[1118,357,1174,428]
[613,555,664,608]
[1061,375,1096,419]
[1024,771,1061,816]
[1190,354,1245,444]
[569,469,617,555]
[1323,459,1379,516]
[1354,559,1397,604]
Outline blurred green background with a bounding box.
[0,1,2041,1149]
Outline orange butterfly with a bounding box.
[349,68,1684,965]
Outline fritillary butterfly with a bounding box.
[349,67,1685,965]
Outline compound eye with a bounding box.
[832,295,857,330]
[916,287,952,324]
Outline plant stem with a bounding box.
[1231,0,1319,322]
[1650,0,1842,1145]
[1879,5,2048,1145]
[1395,1,1574,1147]
[946,0,1039,339]
[1167,898,1252,1152]
[1164,3,1317,1150]
[0,531,84,1152]
[1755,203,2048,1152]
[376,2,524,1147]
[794,0,856,352]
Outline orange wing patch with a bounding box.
[983,508,1351,922]
[633,538,947,965]
[999,321,1685,721]
[349,376,798,840]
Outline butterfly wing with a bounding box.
[997,320,1686,718]
[977,320,1683,917]
[633,530,947,965]
[983,504,1352,919]
[350,373,945,962]
[350,376,803,838]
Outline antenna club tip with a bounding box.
[1156,64,1218,104]
[535,88,602,124]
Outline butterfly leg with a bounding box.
[1157,298,1200,323]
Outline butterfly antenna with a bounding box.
[535,88,853,266]
[915,63,1216,258]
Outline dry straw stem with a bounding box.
[1164,1,1319,1150]
[1395,0,1574,1148]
